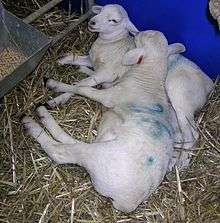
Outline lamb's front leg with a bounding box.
[47,67,96,107]
[47,71,117,107]
[58,53,93,67]
[47,92,75,108]
[79,66,96,76]
[47,80,115,107]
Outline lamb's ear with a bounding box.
[92,5,103,14]
[126,19,139,36]
[122,48,145,65]
[168,43,186,55]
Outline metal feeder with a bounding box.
[0,3,51,98]
[0,0,94,98]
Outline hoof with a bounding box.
[19,114,27,122]
[21,116,32,124]
[57,53,74,65]
[43,77,49,87]
[47,99,58,108]
[36,103,51,111]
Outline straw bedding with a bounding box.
[0,1,219,222]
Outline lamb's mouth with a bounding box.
[88,25,99,32]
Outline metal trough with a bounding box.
[0,5,51,98]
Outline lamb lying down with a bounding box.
[23,31,185,212]
[47,4,138,107]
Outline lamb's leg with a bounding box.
[58,54,93,67]
[23,115,119,168]
[79,67,113,88]
[169,107,183,145]
[79,66,95,76]
[168,109,198,170]
[49,56,94,107]
[47,68,95,107]
[172,104,199,149]
[22,116,87,165]
[76,86,115,108]
[22,116,78,164]
[47,70,117,91]
[166,68,203,169]
[22,116,56,146]
[47,92,74,108]
[46,71,117,107]
[172,111,198,169]
[37,106,76,144]
[47,80,115,107]
[46,80,77,107]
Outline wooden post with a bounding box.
[23,0,63,24]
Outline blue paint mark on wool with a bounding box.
[141,118,172,139]
[145,155,155,166]
[128,103,164,115]
[148,103,164,113]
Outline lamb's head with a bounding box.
[88,4,139,39]
[122,30,185,65]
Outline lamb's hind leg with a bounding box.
[22,115,119,172]
[22,116,92,165]
[22,116,75,164]
[170,110,198,170]
[22,116,56,146]
[166,69,200,169]
[167,75,199,170]
[36,106,77,144]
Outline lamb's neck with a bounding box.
[98,30,129,43]
[130,60,167,83]
[127,61,168,102]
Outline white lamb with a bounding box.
[47,4,138,107]
[23,31,185,212]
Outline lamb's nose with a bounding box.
[89,20,96,26]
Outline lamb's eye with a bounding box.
[108,19,118,23]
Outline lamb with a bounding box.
[209,0,220,29]
[22,30,185,212]
[47,4,138,107]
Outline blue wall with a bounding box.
[96,0,220,79]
